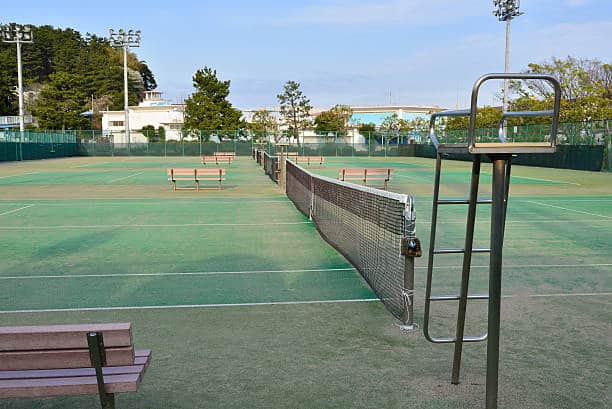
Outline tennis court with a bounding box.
[0,155,610,408]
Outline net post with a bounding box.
[399,195,421,331]
[278,143,288,191]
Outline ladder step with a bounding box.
[432,248,491,254]
[429,294,489,301]
[436,199,493,205]
[428,334,488,344]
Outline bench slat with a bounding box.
[0,323,132,352]
[0,373,142,398]
[0,346,135,371]
[0,350,151,381]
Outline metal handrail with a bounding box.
[470,73,561,150]
[428,73,562,151]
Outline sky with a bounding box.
[3,0,612,110]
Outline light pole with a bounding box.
[493,0,523,112]
[1,23,33,135]
[108,28,141,149]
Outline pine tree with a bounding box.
[183,67,244,137]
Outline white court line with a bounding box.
[107,171,145,183]
[70,162,110,168]
[0,221,312,230]
[2,263,610,281]
[526,200,612,219]
[0,198,290,204]
[0,298,380,314]
[0,204,34,217]
[506,174,580,185]
[2,293,611,314]
[0,171,38,179]
[417,263,612,270]
[415,219,612,225]
[0,267,355,280]
[505,292,612,299]
[517,198,612,203]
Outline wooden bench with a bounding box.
[214,152,236,161]
[167,168,226,191]
[295,156,325,167]
[338,168,393,190]
[0,323,151,408]
[201,156,232,166]
[279,152,298,160]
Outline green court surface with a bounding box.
[0,155,610,408]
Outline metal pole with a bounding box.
[503,19,511,112]
[451,155,482,384]
[123,44,130,153]
[486,155,510,409]
[16,39,25,134]
[400,255,415,329]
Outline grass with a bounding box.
[0,154,610,408]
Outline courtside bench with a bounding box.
[338,168,393,190]
[281,152,299,160]
[214,152,235,161]
[201,156,232,166]
[295,156,324,167]
[167,168,226,191]
[0,323,151,408]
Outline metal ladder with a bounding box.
[422,73,561,409]
[423,151,511,384]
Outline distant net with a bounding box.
[285,159,415,320]
[263,151,279,183]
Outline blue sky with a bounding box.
[4,0,612,109]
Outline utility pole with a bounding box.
[1,23,34,135]
[493,0,523,112]
[108,28,141,150]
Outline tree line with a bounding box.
[0,24,156,130]
[446,57,612,130]
[2,28,610,140]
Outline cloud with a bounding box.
[278,0,485,26]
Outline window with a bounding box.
[110,121,124,127]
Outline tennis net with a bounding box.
[263,151,279,183]
[285,159,417,322]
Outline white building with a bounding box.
[102,91,185,143]
[103,97,444,144]
[241,104,445,144]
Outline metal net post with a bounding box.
[400,195,421,330]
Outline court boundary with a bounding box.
[1,292,610,314]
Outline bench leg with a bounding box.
[87,332,116,409]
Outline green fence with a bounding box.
[1,120,610,171]
[0,130,77,161]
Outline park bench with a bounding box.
[295,156,325,167]
[167,168,226,191]
[280,152,298,160]
[338,168,393,190]
[214,152,235,161]
[0,323,151,408]
[201,156,232,166]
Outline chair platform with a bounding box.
[437,142,556,155]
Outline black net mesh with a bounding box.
[263,151,279,183]
[286,160,412,320]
